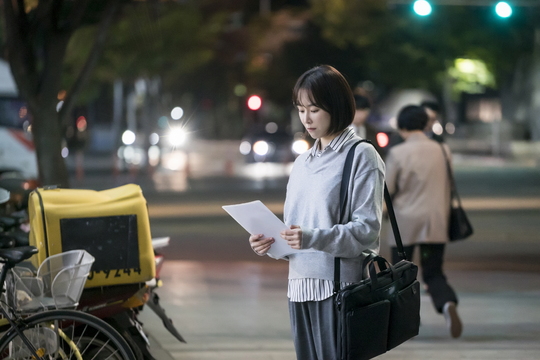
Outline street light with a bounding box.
[413,0,432,16]
[495,1,512,17]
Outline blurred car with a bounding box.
[116,126,190,170]
[239,124,310,163]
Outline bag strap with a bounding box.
[384,185,406,259]
[334,140,406,292]
[439,142,462,208]
[338,140,366,223]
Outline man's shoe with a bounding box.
[443,301,462,338]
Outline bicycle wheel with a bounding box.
[0,309,136,359]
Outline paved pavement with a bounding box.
[139,259,540,360]
[136,190,540,358]
[67,144,540,360]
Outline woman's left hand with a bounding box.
[280,225,302,249]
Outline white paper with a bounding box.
[222,200,311,258]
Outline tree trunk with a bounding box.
[26,32,71,187]
[31,104,70,188]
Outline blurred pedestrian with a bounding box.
[421,100,444,143]
[387,99,445,149]
[384,105,462,338]
[351,94,383,156]
[248,65,385,359]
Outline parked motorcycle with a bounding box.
[0,185,185,360]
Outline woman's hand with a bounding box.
[280,225,302,250]
[249,234,274,256]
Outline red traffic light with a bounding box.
[247,95,262,111]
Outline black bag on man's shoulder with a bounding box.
[335,256,420,360]
[449,205,473,241]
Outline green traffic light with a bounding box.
[413,0,432,16]
[495,2,512,18]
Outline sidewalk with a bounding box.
[140,188,540,358]
[140,261,540,360]
[68,141,540,359]
[139,201,540,359]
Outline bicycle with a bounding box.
[0,246,136,359]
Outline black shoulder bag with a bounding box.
[334,140,421,360]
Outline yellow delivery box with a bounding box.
[28,184,155,288]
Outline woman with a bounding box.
[249,65,385,359]
[384,105,462,338]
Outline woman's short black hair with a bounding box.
[292,65,355,136]
[397,105,428,131]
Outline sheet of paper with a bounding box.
[222,200,311,258]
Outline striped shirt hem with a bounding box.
[288,279,354,302]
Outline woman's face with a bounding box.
[296,89,332,143]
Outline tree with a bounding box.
[308,0,538,101]
[1,0,121,187]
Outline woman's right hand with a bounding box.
[249,234,275,256]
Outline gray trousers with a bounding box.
[289,297,337,360]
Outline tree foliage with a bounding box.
[308,0,538,93]
[65,3,229,94]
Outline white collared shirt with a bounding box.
[308,127,357,158]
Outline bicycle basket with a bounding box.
[6,250,95,313]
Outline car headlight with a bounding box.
[167,127,188,147]
[253,140,269,156]
[292,139,309,155]
[122,130,136,145]
[239,141,251,155]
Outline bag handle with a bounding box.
[367,255,397,288]
[334,140,406,292]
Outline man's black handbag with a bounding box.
[449,206,473,241]
[334,140,421,360]
[440,143,474,241]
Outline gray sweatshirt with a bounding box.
[284,129,385,295]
